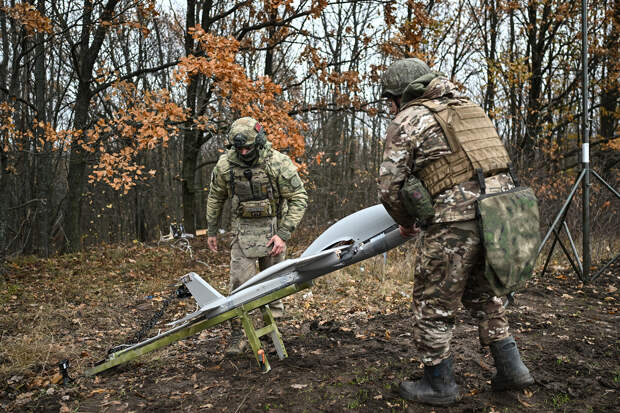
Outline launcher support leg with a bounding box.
[261,306,287,360]
[239,310,268,372]
[239,305,288,373]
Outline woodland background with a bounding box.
[0,2,618,411]
[0,0,618,263]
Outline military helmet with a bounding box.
[381,58,431,98]
[227,117,267,149]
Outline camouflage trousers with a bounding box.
[230,240,285,313]
[412,220,510,366]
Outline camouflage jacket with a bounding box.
[207,142,308,242]
[379,77,514,226]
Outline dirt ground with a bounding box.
[1,236,618,412]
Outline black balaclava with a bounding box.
[238,145,259,165]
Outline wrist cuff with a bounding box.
[276,228,292,241]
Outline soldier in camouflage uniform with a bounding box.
[207,117,307,355]
[379,58,534,406]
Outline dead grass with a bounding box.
[0,242,222,387]
[285,242,419,327]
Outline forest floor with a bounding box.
[0,233,618,412]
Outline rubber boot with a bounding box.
[399,356,460,406]
[225,321,248,356]
[490,336,534,390]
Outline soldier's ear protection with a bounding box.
[232,133,248,149]
[254,122,266,149]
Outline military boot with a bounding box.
[490,336,534,390]
[399,356,460,406]
[225,322,248,356]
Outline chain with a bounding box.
[107,284,191,355]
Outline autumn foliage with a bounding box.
[84,27,308,193]
[176,26,306,158]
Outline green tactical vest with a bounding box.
[229,158,279,258]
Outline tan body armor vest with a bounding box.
[413,98,511,196]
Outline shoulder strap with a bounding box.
[229,167,235,197]
[476,168,486,194]
[507,162,520,186]
[262,150,279,200]
[417,99,461,152]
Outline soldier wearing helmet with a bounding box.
[378,59,535,405]
[206,117,308,355]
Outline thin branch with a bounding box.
[91,60,179,94]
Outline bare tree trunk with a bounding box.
[483,0,497,114]
[508,7,518,151]
[65,0,121,252]
[0,4,9,266]
[181,0,200,234]
[523,2,544,152]
[33,0,51,256]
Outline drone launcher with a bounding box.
[86,204,410,375]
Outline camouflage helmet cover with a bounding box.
[227,117,266,148]
[381,58,431,98]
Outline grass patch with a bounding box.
[550,393,570,409]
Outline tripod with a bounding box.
[538,0,620,283]
[538,167,619,282]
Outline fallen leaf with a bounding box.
[50,373,63,385]
[291,384,308,389]
[88,388,108,397]
[29,376,45,388]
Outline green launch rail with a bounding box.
[85,282,312,376]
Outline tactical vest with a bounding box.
[412,98,511,196]
[229,158,279,258]
[229,162,278,219]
